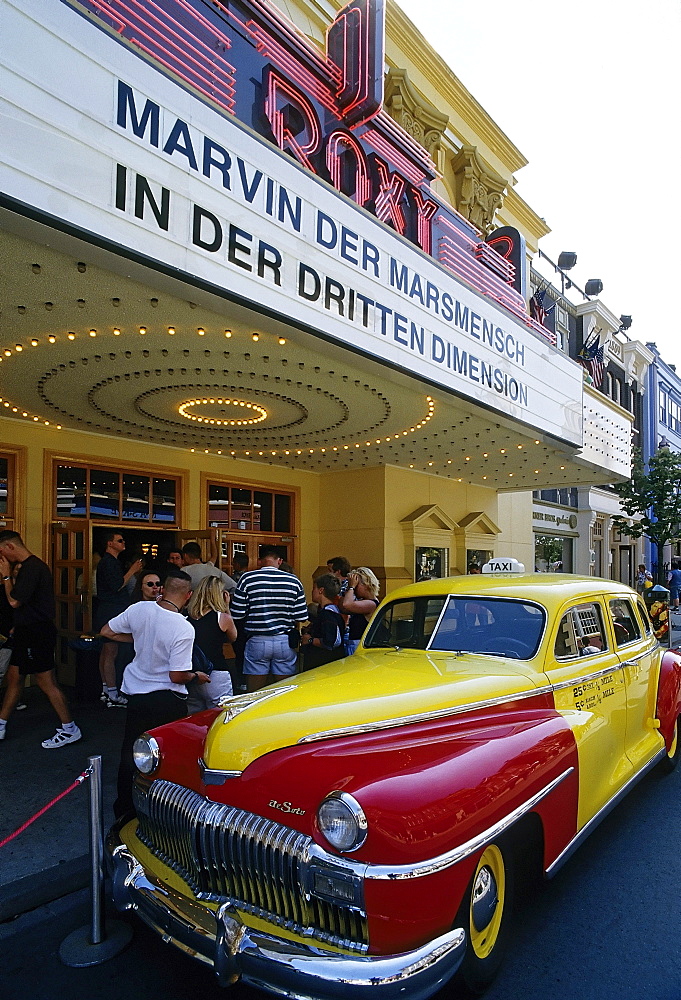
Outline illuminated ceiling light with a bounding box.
[197,328,205,336]
[139,326,147,335]
[483,452,488,458]
[517,444,523,450]
[278,337,286,345]
[30,339,38,347]
[113,328,120,336]
[14,345,22,352]
[252,333,259,341]
[500,449,506,454]
[534,469,540,474]
[3,350,11,357]
[224,330,232,338]
[167,327,175,335]
[482,475,487,480]
[48,335,56,343]
[67,333,76,340]
[560,466,565,470]
[89,329,97,337]
[33,416,39,421]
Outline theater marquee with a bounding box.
[0,0,584,446]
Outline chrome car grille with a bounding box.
[133,779,368,952]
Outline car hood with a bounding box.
[203,648,545,772]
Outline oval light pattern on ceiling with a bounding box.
[177,397,268,426]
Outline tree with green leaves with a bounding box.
[613,447,681,584]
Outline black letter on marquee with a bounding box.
[192,205,222,252]
[298,263,321,301]
[134,174,170,231]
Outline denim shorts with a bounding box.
[243,634,298,676]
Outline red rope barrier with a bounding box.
[0,768,91,850]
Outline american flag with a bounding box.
[577,332,605,387]
[529,287,550,325]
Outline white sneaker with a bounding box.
[105,693,127,708]
[0,727,6,741]
[41,726,82,749]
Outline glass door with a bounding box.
[51,520,90,681]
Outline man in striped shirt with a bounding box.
[229,546,308,691]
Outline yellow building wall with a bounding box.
[495,491,534,569]
[0,418,321,587]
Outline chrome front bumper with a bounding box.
[107,827,466,1000]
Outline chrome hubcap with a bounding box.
[471,865,498,932]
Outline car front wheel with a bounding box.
[453,840,515,996]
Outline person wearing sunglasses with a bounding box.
[139,572,162,601]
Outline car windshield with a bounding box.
[364,595,546,659]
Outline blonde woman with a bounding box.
[340,566,380,654]
[186,576,237,712]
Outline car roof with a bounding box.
[384,573,639,612]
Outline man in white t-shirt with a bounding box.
[101,571,210,817]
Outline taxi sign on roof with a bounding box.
[483,557,526,574]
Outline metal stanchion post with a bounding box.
[89,754,104,946]
[60,755,133,967]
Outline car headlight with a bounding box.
[133,734,160,775]
[317,791,368,852]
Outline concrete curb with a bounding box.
[0,855,90,923]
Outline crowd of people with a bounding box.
[0,530,384,816]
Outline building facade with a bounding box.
[642,343,681,576]
[1,0,631,678]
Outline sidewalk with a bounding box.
[0,685,126,922]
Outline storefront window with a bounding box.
[54,463,179,524]
[0,455,12,517]
[208,483,292,534]
[89,469,120,519]
[56,465,87,517]
[534,534,573,573]
[152,479,176,523]
[122,474,150,520]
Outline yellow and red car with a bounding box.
[107,565,681,998]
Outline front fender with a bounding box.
[656,647,681,750]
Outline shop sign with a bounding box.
[533,510,578,530]
[0,0,583,445]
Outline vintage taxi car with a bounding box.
[107,560,681,998]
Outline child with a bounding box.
[301,574,346,670]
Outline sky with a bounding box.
[395,0,681,368]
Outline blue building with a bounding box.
[642,343,681,577]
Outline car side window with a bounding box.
[554,603,607,659]
[635,598,653,636]
[608,598,642,647]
